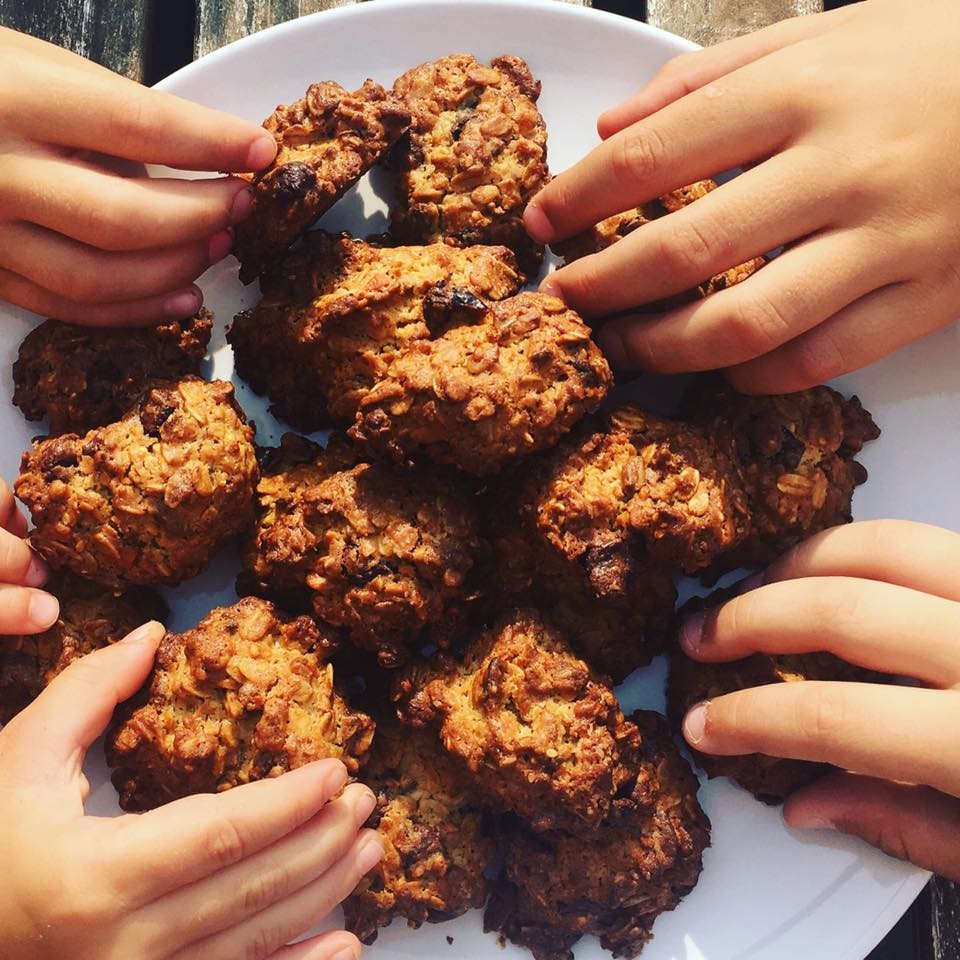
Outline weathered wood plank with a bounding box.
[0,0,148,80]
[646,0,821,45]
[196,0,589,59]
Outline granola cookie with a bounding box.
[0,570,166,725]
[343,717,495,943]
[15,377,258,588]
[234,80,410,282]
[349,292,611,475]
[389,53,549,279]
[240,435,486,668]
[12,310,212,435]
[228,231,521,431]
[106,596,371,811]
[485,711,710,960]
[681,377,880,573]
[394,609,638,835]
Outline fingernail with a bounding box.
[356,831,385,873]
[230,187,255,224]
[354,787,377,822]
[787,811,835,831]
[247,133,277,171]
[28,591,59,629]
[24,552,49,588]
[121,620,164,646]
[329,944,361,960]
[524,202,554,243]
[163,288,201,318]
[208,228,234,264]
[597,327,629,371]
[679,610,707,655]
[683,701,710,746]
[539,276,562,299]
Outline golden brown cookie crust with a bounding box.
[350,292,612,475]
[389,53,549,279]
[485,711,710,960]
[228,231,521,432]
[343,718,495,943]
[0,570,167,725]
[106,596,371,811]
[395,609,637,834]
[16,376,259,588]
[12,310,212,436]
[234,80,410,282]
[241,436,486,667]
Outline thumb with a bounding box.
[785,771,960,881]
[0,620,164,787]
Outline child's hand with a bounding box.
[0,621,383,960]
[526,0,960,393]
[0,26,277,326]
[678,519,960,880]
[0,478,58,633]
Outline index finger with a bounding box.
[2,37,275,172]
[523,59,798,245]
[107,759,349,906]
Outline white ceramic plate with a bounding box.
[1,0,950,957]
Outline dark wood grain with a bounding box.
[0,0,148,80]
[933,878,960,960]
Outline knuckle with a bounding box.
[795,684,846,743]
[613,125,668,186]
[656,219,716,279]
[244,925,279,960]
[239,867,288,916]
[724,289,794,359]
[204,816,248,871]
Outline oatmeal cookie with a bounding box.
[234,80,410,282]
[240,435,485,668]
[0,570,166,725]
[228,231,520,431]
[12,310,212,435]
[343,717,495,943]
[681,377,880,573]
[349,292,611,475]
[485,711,710,960]
[394,609,638,834]
[106,596,371,811]
[389,53,549,279]
[15,377,258,588]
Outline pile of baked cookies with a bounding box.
[5,53,881,960]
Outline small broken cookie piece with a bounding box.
[394,609,637,835]
[485,711,710,960]
[552,178,765,305]
[681,377,880,573]
[234,80,410,282]
[228,231,521,432]
[0,570,167,725]
[240,435,486,668]
[389,53,549,279]
[350,292,611,475]
[106,596,371,811]
[343,717,495,944]
[15,376,259,589]
[12,310,212,435]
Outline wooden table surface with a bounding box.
[1,1,958,958]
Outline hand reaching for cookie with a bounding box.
[0,620,383,960]
[526,0,960,393]
[678,519,960,880]
[0,26,277,326]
